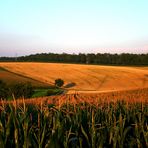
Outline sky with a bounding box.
[0,0,148,56]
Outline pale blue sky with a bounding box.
[0,0,148,56]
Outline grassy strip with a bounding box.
[32,88,64,97]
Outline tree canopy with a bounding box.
[0,53,148,65]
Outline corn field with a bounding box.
[0,98,147,148]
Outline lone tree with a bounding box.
[55,78,64,87]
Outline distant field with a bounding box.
[0,66,49,87]
[0,62,148,93]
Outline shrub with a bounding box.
[55,78,64,87]
[9,82,34,99]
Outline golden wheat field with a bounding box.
[0,66,48,87]
[0,62,148,106]
[0,62,148,93]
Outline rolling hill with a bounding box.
[0,66,49,87]
[0,62,148,93]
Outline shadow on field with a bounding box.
[64,82,76,88]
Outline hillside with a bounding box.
[0,62,148,92]
[0,66,49,87]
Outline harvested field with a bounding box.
[0,62,148,92]
[0,66,49,87]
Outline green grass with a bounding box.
[0,101,147,148]
[32,88,64,97]
[32,89,49,97]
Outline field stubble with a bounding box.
[0,62,148,91]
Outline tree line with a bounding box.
[0,53,148,65]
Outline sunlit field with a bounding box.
[0,62,148,92]
[0,62,148,147]
[0,67,48,87]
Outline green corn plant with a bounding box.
[81,125,90,147]
[0,100,147,147]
